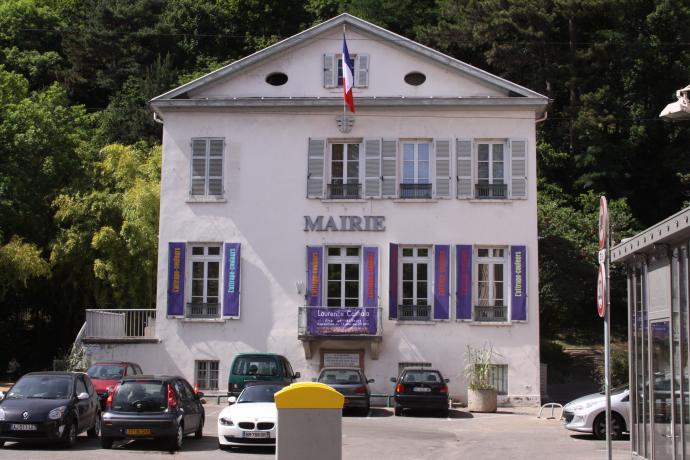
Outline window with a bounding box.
[188,244,222,318]
[324,54,369,89]
[479,364,508,395]
[400,142,432,198]
[195,360,219,391]
[326,247,360,307]
[398,247,431,320]
[475,247,508,322]
[476,142,506,199]
[397,362,432,376]
[328,143,361,199]
[76,376,87,396]
[191,138,224,197]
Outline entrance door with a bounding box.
[651,319,674,459]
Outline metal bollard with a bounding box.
[274,382,344,460]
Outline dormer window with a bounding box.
[323,53,369,88]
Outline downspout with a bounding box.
[535,112,548,124]
[153,111,164,125]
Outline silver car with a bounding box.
[563,385,630,440]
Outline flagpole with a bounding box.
[342,23,346,119]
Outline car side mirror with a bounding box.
[390,377,397,383]
[0,391,5,401]
[228,396,237,405]
[294,372,301,379]
[444,378,450,383]
[77,392,90,400]
[195,391,204,399]
[368,379,375,383]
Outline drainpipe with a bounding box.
[153,112,164,125]
[535,112,548,124]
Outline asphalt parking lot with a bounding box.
[0,403,631,460]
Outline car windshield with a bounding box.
[402,370,443,383]
[318,370,362,385]
[112,381,167,412]
[6,375,73,399]
[87,364,125,380]
[599,385,628,395]
[237,384,286,403]
[232,356,280,377]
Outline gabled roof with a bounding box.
[150,13,548,109]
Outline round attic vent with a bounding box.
[266,72,288,86]
[404,71,426,86]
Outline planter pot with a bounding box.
[467,388,497,413]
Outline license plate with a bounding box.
[243,431,269,438]
[11,424,37,431]
[126,428,152,436]
[413,387,431,392]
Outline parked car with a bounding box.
[86,361,143,410]
[100,375,204,451]
[563,385,630,440]
[0,372,101,447]
[227,353,299,397]
[390,368,450,417]
[218,381,287,449]
[316,367,373,415]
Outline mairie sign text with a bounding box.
[304,215,385,232]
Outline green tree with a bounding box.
[0,236,50,302]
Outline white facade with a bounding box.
[85,14,548,405]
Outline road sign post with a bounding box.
[598,196,612,460]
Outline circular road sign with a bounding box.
[598,196,608,250]
[597,263,606,318]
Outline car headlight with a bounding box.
[48,406,67,420]
[572,400,600,412]
[219,417,234,426]
[0,408,5,421]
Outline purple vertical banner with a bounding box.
[363,247,378,308]
[434,245,450,320]
[223,243,241,317]
[389,243,398,319]
[167,242,185,316]
[511,245,527,321]
[306,246,323,306]
[456,245,472,320]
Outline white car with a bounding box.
[217,382,287,449]
[563,385,630,440]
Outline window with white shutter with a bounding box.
[190,138,224,198]
[354,54,369,87]
[476,141,507,199]
[364,138,381,198]
[434,139,451,198]
[510,139,527,199]
[381,139,398,198]
[325,53,369,88]
[323,54,336,88]
[307,138,326,198]
[456,139,473,199]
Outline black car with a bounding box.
[101,375,205,451]
[0,372,101,447]
[316,367,374,415]
[390,368,450,417]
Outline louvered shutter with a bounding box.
[167,242,186,316]
[456,139,473,199]
[381,139,398,198]
[208,139,224,196]
[354,54,369,87]
[456,245,472,320]
[389,243,398,319]
[191,139,207,196]
[306,138,326,198]
[323,54,336,88]
[223,243,241,317]
[434,139,451,198]
[510,139,527,199]
[364,138,381,198]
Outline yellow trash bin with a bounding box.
[274,382,344,460]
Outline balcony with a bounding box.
[474,305,507,322]
[327,182,361,199]
[475,183,507,199]
[186,302,220,319]
[83,309,158,343]
[298,306,382,358]
[397,304,431,321]
[399,183,432,199]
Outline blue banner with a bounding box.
[167,242,185,316]
[223,243,241,317]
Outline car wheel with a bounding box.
[440,408,450,418]
[0,440,5,447]
[169,424,183,452]
[361,405,370,417]
[101,436,114,449]
[195,415,204,439]
[394,405,403,416]
[87,412,101,438]
[61,419,77,448]
[593,413,624,440]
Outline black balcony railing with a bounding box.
[475,183,507,199]
[397,304,432,321]
[327,182,362,199]
[474,305,507,322]
[399,183,432,199]
[186,302,220,319]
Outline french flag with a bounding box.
[342,34,355,113]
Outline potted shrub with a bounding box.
[465,344,498,412]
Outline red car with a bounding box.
[86,362,143,409]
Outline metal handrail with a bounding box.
[475,183,507,199]
[397,304,431,321]
[85,309,156,338]
[327,182,362,199]
[186,302,220,319]
[474,305,507,322]
[399,183,432,199]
